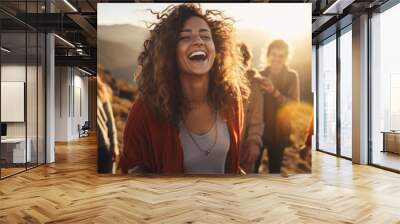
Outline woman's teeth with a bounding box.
[188,51,207,60]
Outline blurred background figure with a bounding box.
[254,39,300,173]
[97,68,119,173]
[278,102,313,176]
[238,42,264,173]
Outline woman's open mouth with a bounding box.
[188,50,208,62]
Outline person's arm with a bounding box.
[119,100,149,174]
[245,81,264,149]
[273,71,300,105]
[241,79,264,166]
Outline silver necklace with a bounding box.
[184,113,218,156]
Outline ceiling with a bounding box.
[0,0,392,74]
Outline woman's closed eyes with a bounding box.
[179,35,212,41]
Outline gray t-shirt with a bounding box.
[179,114,230,174]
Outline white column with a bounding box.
[45,1,55,163]
[46,33,55,163]
[352,14,369,164]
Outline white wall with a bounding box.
[55,66,69,141]
[54,67,89,141]
[1,64,46,164]
[1,65,26,81]
[1,65,26,140]
[72,73,89,138]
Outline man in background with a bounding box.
[254,40,300,173]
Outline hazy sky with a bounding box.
[98,3,311,41]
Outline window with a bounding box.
[370,3,400,171]
[339,28,352,158]
[317,36,337,154]
[0,1,46,179]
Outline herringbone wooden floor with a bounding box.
[1,135,400,224]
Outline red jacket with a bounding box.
[119,97,243,174]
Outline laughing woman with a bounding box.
[119,4,249,174]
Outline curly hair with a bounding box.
[136,3,249,123]
[238,42,252,69]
